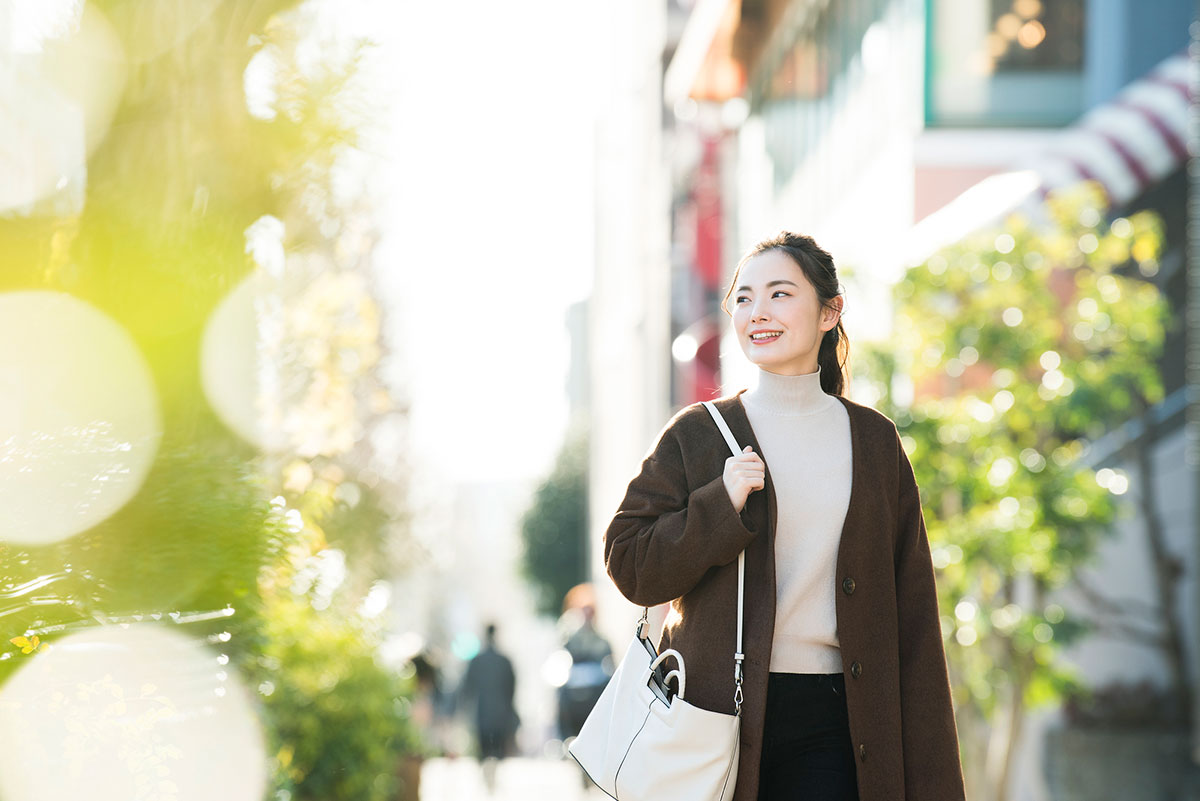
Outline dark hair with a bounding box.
[485,623,497,642]
[720,231,850,397]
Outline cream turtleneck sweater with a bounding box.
[740,365,852,674]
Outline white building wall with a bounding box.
[588,0,674,651]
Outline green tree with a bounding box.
[860,184,1172,801]
[250,591,422,801]
[0,3,418,799]
[0,0,308,681]
[520,426,590,616]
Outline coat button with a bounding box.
[842,577,855,595]
[850,661,862,679]
[859,743,867,762]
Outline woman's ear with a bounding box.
[822,295,844,330]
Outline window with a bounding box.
[927,0,1086,126]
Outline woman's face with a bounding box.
[731,249,842,376]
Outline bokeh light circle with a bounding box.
[0,290,161,546]
[200,272,279,450]
[1,5,127,213]
[0,624,267,801]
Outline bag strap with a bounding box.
[634,400,750,715]
[701,400,746,714]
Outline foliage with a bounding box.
[859,183,1170,796]
[253,4,412,598]
[248,591,424,801]
[0,0,304,678]
[0,3,417,799]
[520,427,590,616]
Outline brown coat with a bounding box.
[604,391,966,801]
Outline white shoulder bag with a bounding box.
[569,401,747,801]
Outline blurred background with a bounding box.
[0,0,1195,800]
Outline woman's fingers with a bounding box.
[728,448,763,466]
[723,447,765,512]
[729,463,763,483]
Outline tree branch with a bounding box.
[1072,571,1161,621]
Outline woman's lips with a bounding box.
[749,332,782,345]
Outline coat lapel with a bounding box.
[832,395,869,569]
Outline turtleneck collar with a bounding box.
[740,365,835,417]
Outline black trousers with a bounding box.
[757,673,860,801]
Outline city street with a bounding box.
[0,4,1194,801]
[420,757,599,801]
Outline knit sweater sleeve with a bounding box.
[893,429,967,800]
[604,417,759,608]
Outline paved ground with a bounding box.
[420,756,601,800]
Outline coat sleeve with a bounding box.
[894,432,967,800]
[604,419,759,608]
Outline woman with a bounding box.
[604,232,965,801]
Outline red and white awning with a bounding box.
[1029,49,1190,207]
[905,50,1192,264]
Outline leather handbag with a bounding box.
[569,401,747,801]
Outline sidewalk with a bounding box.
[419,756,599,801]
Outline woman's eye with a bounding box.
[735,292,787,303]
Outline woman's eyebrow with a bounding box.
[735,279,800,293]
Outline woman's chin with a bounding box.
[740,343,810,373]
[748,355,785,372]
[746,352,814,375]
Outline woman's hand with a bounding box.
[723,445,764,513]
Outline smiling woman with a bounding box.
[722,232,849,391]
[601,231,966,801]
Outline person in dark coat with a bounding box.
[604,232,966,801]
[458,623,518,792]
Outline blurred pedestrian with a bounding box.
[457,622,518,793]
[556,584,613,742]
[603,232,966,801]
[409,649,456,757]
[556,583,613,790]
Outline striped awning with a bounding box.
[905,49,1192,265]
[1029,49,1190,207]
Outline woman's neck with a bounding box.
[741,365,833,417]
